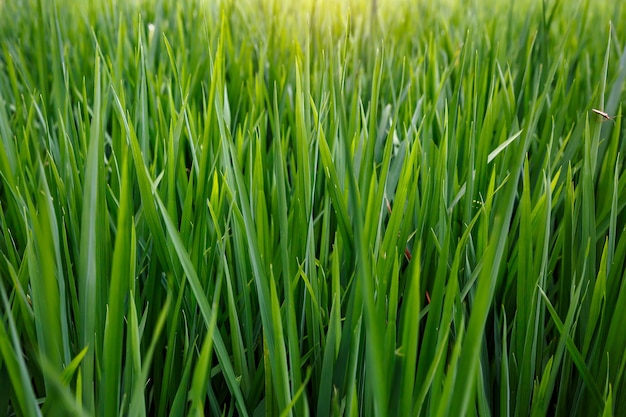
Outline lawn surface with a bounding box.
[1,0,626,416]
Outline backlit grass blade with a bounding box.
[154,194,250,416]
[399,246,421,415]
[188,273,222,415]
[316,291,340,417]
[128,293,172,417]
[77,54,106,414]
[318,126,353,245]
[101,148,134,417]
[449,131,528,417]
[215,49,298,417]
[274,122,308,416]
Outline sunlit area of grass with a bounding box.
[1,0,626,416]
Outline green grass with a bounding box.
[1,0,626,415]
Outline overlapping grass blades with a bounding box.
[1,0,626,415]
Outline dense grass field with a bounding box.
[1,0,626,415]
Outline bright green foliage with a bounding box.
[1,0,626,415]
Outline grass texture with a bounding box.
[1,0,626,415]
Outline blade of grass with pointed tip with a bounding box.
[77,54,106,414]
[102,148,134,417]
